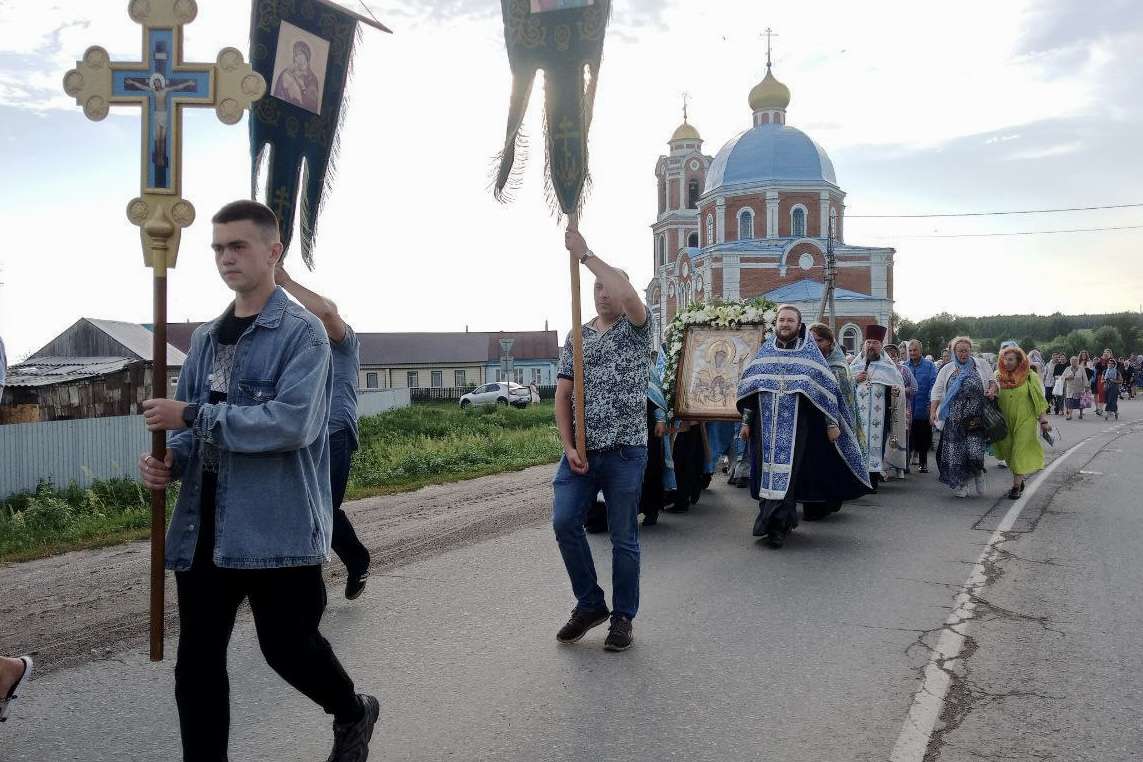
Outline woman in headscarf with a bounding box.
[1102,353,1122,421]
[930,337,999,498]
[993,346,1050,499]
[1060,355,1087,421]
[1094,349,1113,417]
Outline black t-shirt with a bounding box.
[194,307,257,566]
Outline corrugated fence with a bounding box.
[0,390,413,498]
[0,414,149,497]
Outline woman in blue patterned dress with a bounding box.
[930,337,999,498]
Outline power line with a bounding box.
[847,202,1143,218]
[878,224,1143,240]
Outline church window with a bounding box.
[688,231,699,248]
[706,214,714,246]
[798,251,815,270]
[840,324,861,354]
[657,235,666,267]
[657,178,666,215]
[791,206,806,238]
[687,180,700,209]
[738,209,754,240]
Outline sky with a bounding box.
[1,0,1142,361]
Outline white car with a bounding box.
[460,382,531,408]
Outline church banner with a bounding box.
[492,0,611,216]
[249,0,373,267]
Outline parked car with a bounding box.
[460,382,532,408]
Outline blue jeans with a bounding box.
[330,429,369,575]
[552,446,648,620]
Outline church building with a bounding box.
[646,57,895,355]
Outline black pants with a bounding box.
[909,419,933,468]
[330,429,370,575]
[174,561,359,761]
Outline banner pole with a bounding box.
[567,213,587,462]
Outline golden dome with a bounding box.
[749,67,790,112]
[671,120,701,142]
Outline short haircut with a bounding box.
[807,322,834,344]
[776,303,802,323]
[212,200,280,242]
[908,339,923,351]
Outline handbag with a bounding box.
[1052,377,1064,396]
[1080,390,1094,409]
[964,399,1008,443]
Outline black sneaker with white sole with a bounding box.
[345,569,369,601]
[326,694,380,762]
[604,615,633,652]
[556,606,610,644]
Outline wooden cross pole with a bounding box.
[63,0,266,661]
[567,213,587,462]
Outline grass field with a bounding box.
[0,401,560,563]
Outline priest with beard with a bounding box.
[849,326,907,491]
[737,305,871,548]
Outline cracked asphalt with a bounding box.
[3,403,1141,761]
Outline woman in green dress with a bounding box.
[994,346,1051,499]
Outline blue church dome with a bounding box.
[704,124,837,195]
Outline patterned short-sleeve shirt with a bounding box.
[558,314,652,452]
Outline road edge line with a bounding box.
[888,431,1103,762]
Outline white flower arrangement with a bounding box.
[660,298,777,419]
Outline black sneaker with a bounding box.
[326,694,380,762]
[345,569,369,601]
[604,616,633,652]
[556,606,610,644]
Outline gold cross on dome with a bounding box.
[763,26,778,70]
[63,0,266,272]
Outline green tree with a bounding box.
[1092,325,1125,356]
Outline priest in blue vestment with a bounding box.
[737,305,871,548]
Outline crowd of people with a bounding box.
[3,209,1141,759]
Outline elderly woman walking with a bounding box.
[1060,356,1087,420]
[930,337,999,498]
[993,346,1050,499]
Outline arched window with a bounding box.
[706,214,714,246]
[688,231,699,248]
[657,235,665,267]
[657,179,666,215]
[738,209,754,240]
[840,324,861,355]
[687,179,700,209]
[791,206,806,238]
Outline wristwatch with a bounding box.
[579,249,594,265]
[182,403,200,429]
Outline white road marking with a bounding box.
[889,434,1100,762]
[1079,470,1104,476]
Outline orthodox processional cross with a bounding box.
[63,0,266,661]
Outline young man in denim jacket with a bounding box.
[138,201,378,761]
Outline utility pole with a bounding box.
[817,215,838,333]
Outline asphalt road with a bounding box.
[4,402,1141,761]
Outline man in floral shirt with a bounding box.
[552,227,651,653]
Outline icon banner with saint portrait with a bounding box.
[675,326,768,420]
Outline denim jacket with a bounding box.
[164,287,333,571]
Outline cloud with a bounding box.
[1004,141,1083,160]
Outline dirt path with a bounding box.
[0,464,556,676]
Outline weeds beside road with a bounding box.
[0,401,560,563]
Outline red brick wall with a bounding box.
[725,196,764,240]
[837,267,872,295]
[778,193,821,237]
[668,179,679,211]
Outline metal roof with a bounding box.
[357,331,559,366]
[705,124,837,195]
[88,319,188,365]
[4,357,137,388]
[764,279,873,303]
